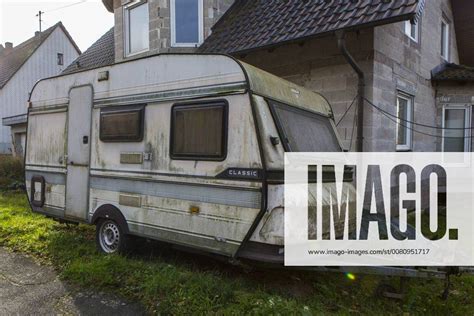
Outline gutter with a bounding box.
[2,113,28,127]
[336,30,365,152]
[102,0,114,13]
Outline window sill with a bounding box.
[124,49,149,58]
[171,43,202,48]
[406,35,418,43]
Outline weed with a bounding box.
[0,193,472,315]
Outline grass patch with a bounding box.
[0,155,24,191]
[0,192,473,314]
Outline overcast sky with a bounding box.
[0,0,114,52]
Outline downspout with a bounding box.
[336,30,365,152]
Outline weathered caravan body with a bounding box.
[25,53,342,261]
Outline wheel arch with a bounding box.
[90,204,130,234]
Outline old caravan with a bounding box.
[25,54,474,290]
[26,54,340,260]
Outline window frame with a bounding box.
[404,20,419,42]
[267,98,342,153]
[396,92,414,152]
[441,17,450,61]
[170,100,229,161]
[170,0,204,48]
[99,105,145,143]
[123,0,150,57]
[57,53,64,66]
[442,105,472,152]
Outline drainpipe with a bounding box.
[336,30,365,152]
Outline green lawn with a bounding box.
[0,192,473,315]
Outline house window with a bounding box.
[170,0,204,47]
[57,53,64,66]
[124,1,149,56]
[405,20,419,42]
[100,106,145,142]
[441,18,450,60]
[396,93,414,151]
[171,101,228,160]
[442,106,471,152]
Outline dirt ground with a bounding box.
[0,247,145,315]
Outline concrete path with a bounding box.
[0,248,145,315]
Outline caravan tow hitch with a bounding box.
[375,267,474,301]
[375,277,409,300]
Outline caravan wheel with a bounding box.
[96,219,130,254]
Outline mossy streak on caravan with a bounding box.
[25,54,342,261]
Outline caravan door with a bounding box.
[65,86,93,221]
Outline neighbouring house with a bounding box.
[0,22,81,156]
[74,0,473,152]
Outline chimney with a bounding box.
[0,44,4,56]
[35,31,41,37]
[4,42,13,53]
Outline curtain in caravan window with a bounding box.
[172,103,226,159]
[100,107,144,142]
[270,101,341,152]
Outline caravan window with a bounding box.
[100,106,145,142]
[171,101,228,160]
[269,100,341,152]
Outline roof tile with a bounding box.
[62,28,115,75]
[432,63,474,82]
[199,0,424,54]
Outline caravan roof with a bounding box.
[29,54,332,117]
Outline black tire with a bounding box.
[95,218,131,255]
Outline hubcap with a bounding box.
[99,221,120,253]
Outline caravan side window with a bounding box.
[171,101,228,161]
[100,106,145,142]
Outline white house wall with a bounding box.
[0,27,80,153]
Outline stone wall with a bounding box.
[114,0,233,62]
[237,30,375,151]
[235,0,464,152]
[371,0,459,152]
[234,0,462,152]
